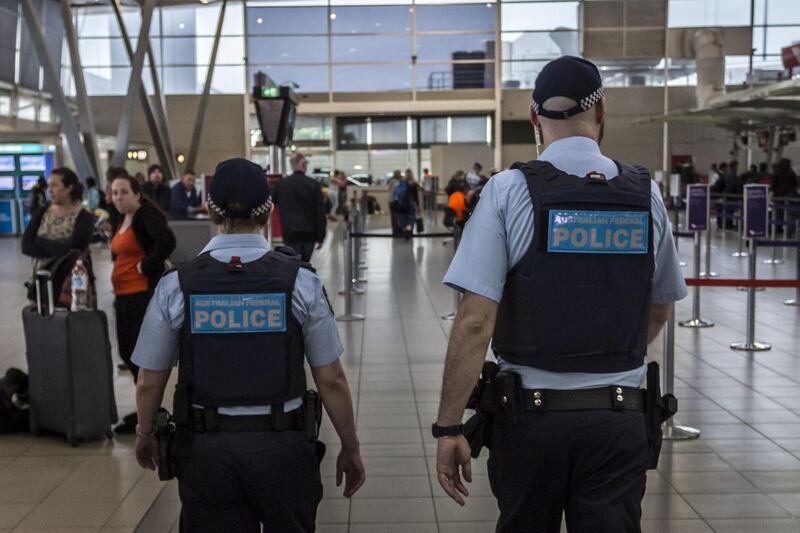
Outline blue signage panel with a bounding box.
[547,210,649,254]
[744,184,769,238]
[190,293,287,334]
[0,144,55,154]
[0,156,15,171]
[17,200,31,230]
[686,184,710,231]
[0,199,18,235]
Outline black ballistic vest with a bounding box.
[176,250,306,407]
[492,160,655,373]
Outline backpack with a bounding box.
[0,368,29,433]
[390,181,409,213]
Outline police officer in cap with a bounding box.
[132,158,365,532]
[433,56,686,531]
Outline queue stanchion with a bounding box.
[731,184,771,351]
[663,302,701,440]
[336,222,364,323]
[700,220,718,277]
[763,201,784,265]
[680,184,713,327]
[680,233,714,328]
[441,225,463,321]
[785,244,800,306]
[733,201,748,258]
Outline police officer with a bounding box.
[433,56,687,532]
[132,158,365,532]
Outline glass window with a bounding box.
[248,65,329,93]
[330,6,411,34]
[416,34,494,62]
[193,3,245,35]
[371,118,408,145]
[451,116,489,143]
[0,91,11,116]
[420,117,447,144]
[755,0,800,25]
[417,62,493,90]
[85,66,153,95]
[753,26,800,56]
[501,60,548,89]
[502,31,580,61]
[248,36,328,64]
[247,7,328,35]
[337,119,368,147]
[332,64,412,92]
[17,97,36,121]
[294,116,332,141]
[163,66,202,93]
[416,4,495,32]
[501,2,579,32]
[332,35,410,62]
[74,8,158,38]
[195,36,245,65]
[668,0,752,28]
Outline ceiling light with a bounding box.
[257,17,263,24]
[329,12,336,20]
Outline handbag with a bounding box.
[415,217,425,233]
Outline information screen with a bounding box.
[0,156,14,171]
[21,175,40,191]
[19,155,46,171]
[0,176,15,191]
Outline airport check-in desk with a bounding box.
[168,217,217,264]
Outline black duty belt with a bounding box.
[521,386,645,412]
[192,408,304,433]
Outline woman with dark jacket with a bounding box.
[109,175,176,433]
[22,168,95,306]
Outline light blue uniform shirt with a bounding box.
[444,136,687,390]
[131,233,343,415]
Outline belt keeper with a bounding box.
[610,386,625,411]
[271,404,288,431]
[203,409,220,431]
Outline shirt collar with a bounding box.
[200,233,271,254]
[539,136,602,161]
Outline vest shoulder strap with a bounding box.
[511,159,567,205]
[616,162,654,194]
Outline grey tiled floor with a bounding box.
[2,213,800,532]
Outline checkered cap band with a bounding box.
[208,194,271,220]
[580,87,605,111]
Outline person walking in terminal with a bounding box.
[22,167,95,307]
[273,152,327,262]
[169,171,205,218]
[142,164,172,213]
[433,56,687,533]
[131,158,364,532]
[108,175,176,434]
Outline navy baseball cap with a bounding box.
[532,56,604,120]
[207,158,271,219]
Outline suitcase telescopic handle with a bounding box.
[34,269,54,317]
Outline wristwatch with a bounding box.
[431,423,464,438]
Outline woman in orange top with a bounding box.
[110,175,175,433]
[448,179,469,225]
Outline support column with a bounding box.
[59,0,101,179]
[20,0,93,180]
[186,0,228,173]
[112,0,156,168]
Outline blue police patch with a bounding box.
[190,293,287,334]
[547,210,648,254]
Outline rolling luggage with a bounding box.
[21,270,118,446]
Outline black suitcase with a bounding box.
[21,271,118,446]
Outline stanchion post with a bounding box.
[336,223,364,322]
[731,239,771,351]
[441,225,463,321]
[733,206,748,257]
[763,202,784,265]
[785,245,800,307]
[663,302,701,440]
[700,223,718,277]
[679,231,714,328]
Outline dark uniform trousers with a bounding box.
[488,409,649,533]
[178,430,324,533]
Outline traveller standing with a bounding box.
[142,164,172,213]
[109,175,176,434]
[433,56,687,532]
[273,153,327,262]
[132,158,364,532]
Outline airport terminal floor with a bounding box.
[2,214,800,533]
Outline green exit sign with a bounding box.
[260,87,280,98]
